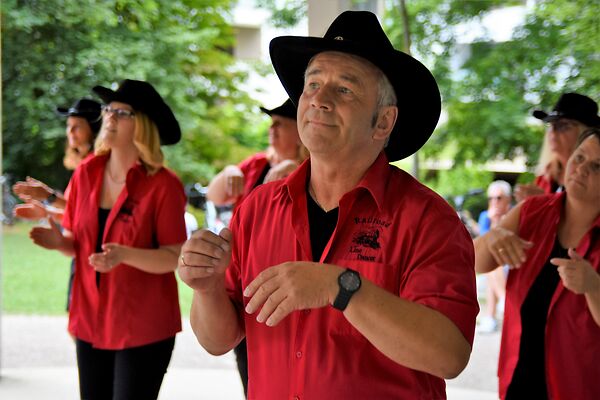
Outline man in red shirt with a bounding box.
[179,11,478,399]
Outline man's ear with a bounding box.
[373,106,398,140]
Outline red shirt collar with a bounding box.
[281,152,391,212]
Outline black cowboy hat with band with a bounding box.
[269,10,441,161]
[56,98,102,134]
[260,99,297,120]
[93,79,181,145]
[533,92,600,127]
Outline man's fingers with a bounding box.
[178,264,215,280]
[244,267,278,298]
[568,248,584,261]
[245,274,279,314]
[183,251,223,268]
[219,227,233,244]
[254,288,288,324]
[188,229,229,250]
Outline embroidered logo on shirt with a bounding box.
[352,229,381,249]
[347,216,390,262]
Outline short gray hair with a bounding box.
[376,69,397,108]
[487,180,512,197]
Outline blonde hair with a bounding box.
[95,112,164,175]
[265,142,309,164]
[63,146,91,170]
[534,120,587,176]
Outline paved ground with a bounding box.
[0,315,500,399]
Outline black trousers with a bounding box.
[233,338,248,397]
[76,337,175,400]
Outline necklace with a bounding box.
[106,167,126,184]
[308,184,331,212]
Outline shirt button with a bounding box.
[296,351,302,358]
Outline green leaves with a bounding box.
[3,0,263,188]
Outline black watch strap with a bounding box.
[332,269,361,311]
[45,191,57,205]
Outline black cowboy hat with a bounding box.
[92,79,181,145]
[269,11,441,161]
[56,98,102,134]
[533,92,600,127]
[260,99,297,120]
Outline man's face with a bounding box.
[269,115,300,159]
[487,188,511,221]
[297,52,386,159]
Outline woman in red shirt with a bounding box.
[515,93,599,202]
[29,79,187,399]
[475,127,600,399]
[13,98,102,218]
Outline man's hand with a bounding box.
[29,217,63,250]
[178,228,232,292]
[264,159,299,183]
[223,166,245,199]
[88,243,126,273]
[485,226,533,269]
[243,261,342,327]
[12,176,53,202]
[552,248,600,295]
[514,183,544,203]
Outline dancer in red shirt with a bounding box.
[476,127,600,399]
[29,79,187,399]
[179,11,478,399]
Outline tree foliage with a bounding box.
[2,0,266,189]
[384,0,600,168]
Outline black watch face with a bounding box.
[340,271,360,291]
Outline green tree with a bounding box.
[2,0,266,190]
[384,0,600,166]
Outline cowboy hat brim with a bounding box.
[532,109,600,126]
[269,36,441,161]
[260,99,297,120]
[93,83,181,146]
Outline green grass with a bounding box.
[1,221,193,316]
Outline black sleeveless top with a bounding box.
[95,208,111,288]
[506,239,568,399]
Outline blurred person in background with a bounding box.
[475,127,600,399]
[28,79,187,400]
[205,98,308,396]
[477,180,512,333]
[12,98,102,219]
[515,92,599,202]
[13,98,102,311]
[207,99,308,211]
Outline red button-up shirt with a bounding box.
[62,154,187,349]
[498,193,600,400]
[236,152,269,208]
[225,152,478,400]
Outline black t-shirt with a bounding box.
[306,191,339,262]
[506,239,568,400]
[252,163,271,190]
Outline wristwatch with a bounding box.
[332,268,361,311]
[45,191,58,205]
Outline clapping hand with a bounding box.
[551,248,600,295]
